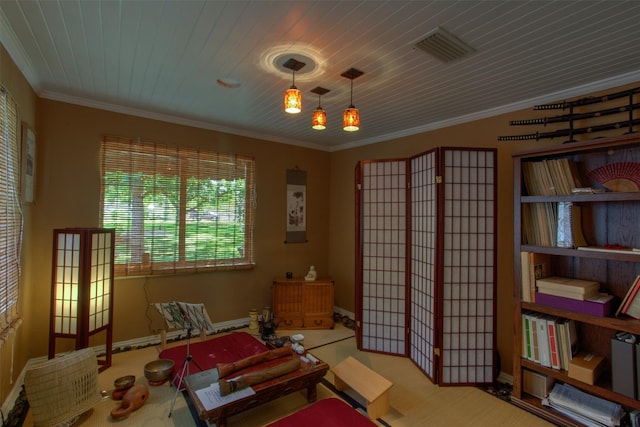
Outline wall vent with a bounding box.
[413,27,475,63]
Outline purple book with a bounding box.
[535,292,615,317]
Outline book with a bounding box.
[536,276,600,299]
[615,275,640,317]
[536,292,615,317]
[577,246,640,255]
[537,286,600,301]
[557,202,587,248]
[618,275,640,316]
[530,313,541,363]
[535,314,552,368]
[556,320,569,370]
[546,317,561,370]
[563,318,578,360]
[622,276,640,319]
[520,252,551,302]
[522,311,533,360]
[520,252,532,302]
[530,252,551,302]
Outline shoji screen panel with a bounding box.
[409,150,438,381]
[438,148,496,385]
[356,159,408,356]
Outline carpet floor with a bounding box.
[22,324,554,427]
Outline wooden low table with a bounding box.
[184,355,329,427]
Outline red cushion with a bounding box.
[158,332,268,387]
[265,398,377,427]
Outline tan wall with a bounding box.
[0,44,37,405]
[31,99,331,357]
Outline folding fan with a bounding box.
[587,162,640,192]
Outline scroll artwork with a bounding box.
[286,169,307,243]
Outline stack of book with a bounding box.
[522,158,583,197]
[520,157,590,248]
[537,276,600,299]
[535,276,615,317]
[543,383,624,427]
[615,275,640,319]
[522,312,577,371]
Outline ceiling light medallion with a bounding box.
[310,87,330,130]
[341,68,364,132]
[283,58,306,114]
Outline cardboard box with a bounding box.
[523,369,554,399]
[568,352,604,385]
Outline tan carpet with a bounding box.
[23,325,355,427]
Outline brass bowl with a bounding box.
[144,359,175,382]
[114,375,136,390]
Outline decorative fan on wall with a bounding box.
[587,162,640,192]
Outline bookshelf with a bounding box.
[512,134,640,425]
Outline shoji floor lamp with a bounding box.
[48,228,115,371]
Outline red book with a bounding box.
[547,317,561,370]
[621,275,640,314]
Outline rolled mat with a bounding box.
[217,346,293,378]
[218,357,300,396]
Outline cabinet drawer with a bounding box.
[276,316,304,329]
[303,316,334,329]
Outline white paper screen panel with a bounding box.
[440,149,495,384]
[410,151,437,379]
[360,160,407,355]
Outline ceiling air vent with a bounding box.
[413,27,475,63]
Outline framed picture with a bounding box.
[285,168,307,243]
[21,123,35,203]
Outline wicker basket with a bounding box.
[24,348,101,427]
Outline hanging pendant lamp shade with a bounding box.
[343,106,360,132]
[310,87,330,130]
[285,87,302,114]
[341,68,364,132]
[283,58,306,114]
[312,107,327,129]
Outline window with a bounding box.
[0,86,22,347]
[100,136,255,277]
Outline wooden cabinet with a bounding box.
[512,134,640,426]
[273,278,334,329]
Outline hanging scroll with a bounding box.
[286,169,307,243]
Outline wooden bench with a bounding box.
[331,356,393,419]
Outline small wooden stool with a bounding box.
[331,356,393,419]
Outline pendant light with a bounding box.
[310,87,330,130]
[283,58,306,114]
[341,68,364,132]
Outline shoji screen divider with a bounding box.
[355,159,409,356]
[355,147,497,386]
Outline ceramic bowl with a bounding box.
[144,359,175,382]
[114,375,136,390]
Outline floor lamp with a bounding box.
[48,228,115,371]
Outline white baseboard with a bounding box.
[497,371,513,385]
[333,306,354,320]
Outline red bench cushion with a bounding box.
[265,398,377,427]
[158,331,268,386]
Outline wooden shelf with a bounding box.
[512,134,640,426]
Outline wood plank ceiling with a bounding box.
[1,0,640,150]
